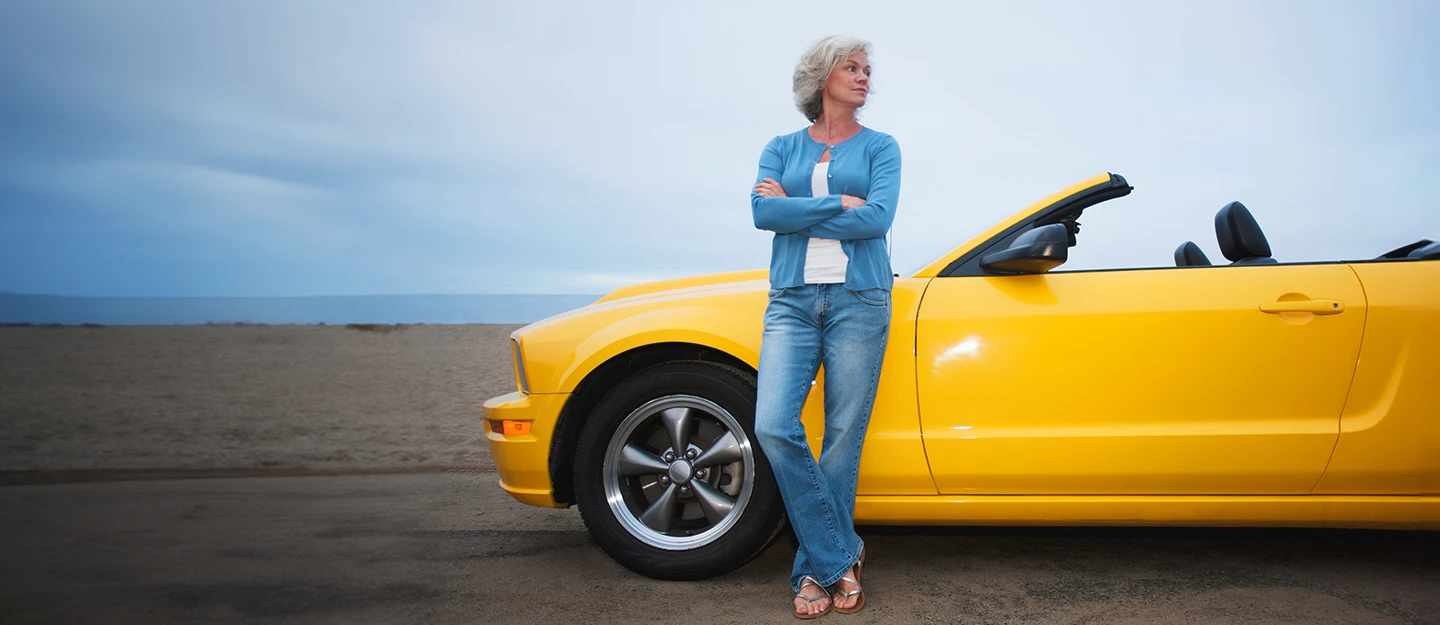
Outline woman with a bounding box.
[750,34,901,618]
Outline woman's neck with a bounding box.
[811,106,861,144]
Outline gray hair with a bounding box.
[792,35,873,122]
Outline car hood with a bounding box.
[589,269,769,305]
[511,269,769,336]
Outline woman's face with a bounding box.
[824,50,871,110]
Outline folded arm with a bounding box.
[750,138,845,234]
[798,136,902,240]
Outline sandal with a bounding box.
[793,575,831,619]
[833,548,866,614]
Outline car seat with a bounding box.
[1215,201,1277,265]
[1173,241,1212,267]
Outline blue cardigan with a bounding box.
[750,126,902,291]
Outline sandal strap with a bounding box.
[797,575,833,607]
[795,575,829,603]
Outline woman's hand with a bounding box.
[754,179,863,210]
[754,178,787,198]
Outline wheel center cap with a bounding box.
[667,460,693,484]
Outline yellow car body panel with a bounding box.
[589,269,769,305]
[482,391,569,507]
[496,277,938,498]
[1312,261,1440,494]
[916,263,1366,495]
[508,280,767,398]
[853,495,1440,529]
[484,172,1440,528]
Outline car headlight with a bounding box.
[511,338,530,394]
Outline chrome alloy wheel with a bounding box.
[602,394,755,550]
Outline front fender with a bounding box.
[549,304,762,393]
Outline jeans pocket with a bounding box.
[851,287,889,307]
[767,287,788,300]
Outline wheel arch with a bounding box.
[548,342,757,506]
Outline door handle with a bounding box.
[1259,299,1345,315]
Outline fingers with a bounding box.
[753,180,787,198]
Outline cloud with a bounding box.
[0,0,1436,296]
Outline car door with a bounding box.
[915,262,1366,495]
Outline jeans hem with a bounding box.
[813,540,864,589]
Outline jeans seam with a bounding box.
[798,313,847,570]
[849,324,888,487]
[851,287,888,307]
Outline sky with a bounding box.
[0,0,1436,297]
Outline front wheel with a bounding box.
[574,361,784,580]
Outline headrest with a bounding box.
[1215,201,1272,262]
[1173,241,1211,267]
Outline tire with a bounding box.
[574,360,784,580]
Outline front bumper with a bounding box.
[482,391,570,508]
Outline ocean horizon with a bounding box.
[0,292,604,326]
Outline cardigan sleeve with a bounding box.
[797,135,901,240]
[751,136,845,234]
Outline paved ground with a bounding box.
[2,472,1437,624]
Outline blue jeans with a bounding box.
[754,283,891,591]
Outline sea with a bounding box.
[0,293,603,326]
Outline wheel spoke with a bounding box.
[618,444,669,477]
[693,431,742,468]
[660,407,695,456]
[690,479,736,525]
[639,483,681,532]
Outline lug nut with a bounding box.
[663,451,675,462]
[685,449,698,460]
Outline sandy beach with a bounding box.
[5,323,1438,624]
[0,323,521,475]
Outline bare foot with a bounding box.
[794,576,831,617]
[832,565,862,611]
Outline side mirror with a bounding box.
[979,223,1069,273]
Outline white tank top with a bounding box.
[804,160,848,284]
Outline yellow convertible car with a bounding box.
[483,172,1439,579]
